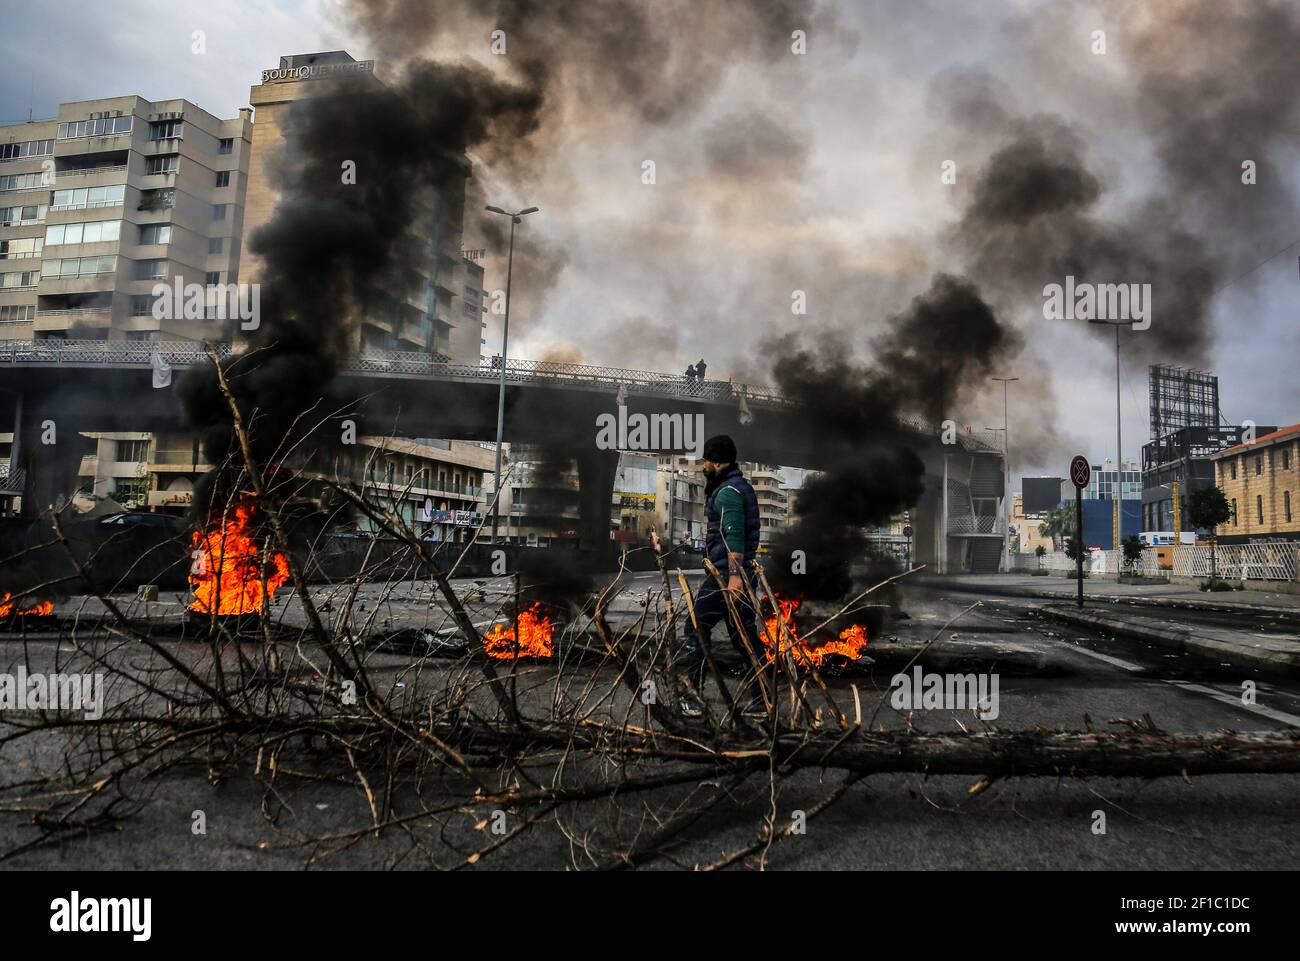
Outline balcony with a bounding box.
[152,449,209,470]
[56,165,128,180]
[33,307,114,333]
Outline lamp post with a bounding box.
[991,376,1018,573]
[485,204,538,543]
[1088,319,1131,553]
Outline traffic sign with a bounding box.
[1070,455,1091,490]
[903,525,914,538]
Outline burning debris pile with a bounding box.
[762,594,869,670]
[188,500,291,617]
[0,593,53,618]
[481,601,559,660]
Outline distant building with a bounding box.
[612,452,657,545]
[0,96,250,342]
[1021,476,1066,515]
[244,51,476,361]
[1210,423,1300,543]
[747,463,789,551]
[1010,493,1054,555]
[449,256,487,364]
[1142,425,1273,533]
[656,454,705,549]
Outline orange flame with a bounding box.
[0,593,54,616]
[482,602,557,659]
[762,594,868,668]
[188,502,290,615]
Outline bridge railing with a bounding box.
[0,339,790,405]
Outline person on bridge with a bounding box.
[684,363,697,385]
[695,358,708,382]
[679,434,767,721]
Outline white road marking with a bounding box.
[1070,644,1144,673]
[1071,644,1300,726]
[1165,680,1300,727]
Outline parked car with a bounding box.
[99,512,183,530]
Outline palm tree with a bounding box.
[1038,506,1075,552]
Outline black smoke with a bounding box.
[766,275,1015,601]
[180,62,544,514]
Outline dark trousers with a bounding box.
[683,573,765,701]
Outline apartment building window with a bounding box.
[0,172,48,191]
[145,154,179,175]
[148,120,182,141]
[46,221,120,245]
[1256,495,1264,525]
[218,138,234,155]
[205,271,221,286]
[1255,456,1263,476]
[208,237,224,254]
[1284,448,1292,471]
[134,259,168,280]
[0,237,42,259]
[0,304,35,321]
[137,188,174,211]
[1,269,39,288]
[1231,498,1238,526]
[52,184,126,210]
[42,255,116,279]
[130,295,155,316]
[0,139,53,160]
[139,224,171,245]
[118,439,149,463]
[215,171,231,188]
[0,204,47,225]
[211,203,228,221]
[1286,491,1293,524]
[58,116,132,139]
[1230,460,1237,480]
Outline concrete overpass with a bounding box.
[0,339,1006,572]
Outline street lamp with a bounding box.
[485,204,539,543]
[991,376,1019,573]
[1089,319,1132,553]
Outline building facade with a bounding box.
[1211,424,1300,543]
[1,97,250,342]
[243,51,476,361]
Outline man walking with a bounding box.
[679,434,767,720]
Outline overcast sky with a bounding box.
[2,0,1296,487]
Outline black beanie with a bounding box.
[703,434,737,464]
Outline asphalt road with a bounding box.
[1,573,1296,869]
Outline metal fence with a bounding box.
[0,339,788,405]
[1012,543,1299,582]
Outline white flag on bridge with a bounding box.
[151,349,172,389]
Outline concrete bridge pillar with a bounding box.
[574,446,620,556]
[19,409,87,517]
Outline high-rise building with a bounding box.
[0,97,250,341]
[243,51,476,361]
[450,255,486,363]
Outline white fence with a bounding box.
[1013,543,1299,582]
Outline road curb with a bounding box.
[1040,605,1300,675]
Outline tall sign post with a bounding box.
[1070,455,1091,609]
